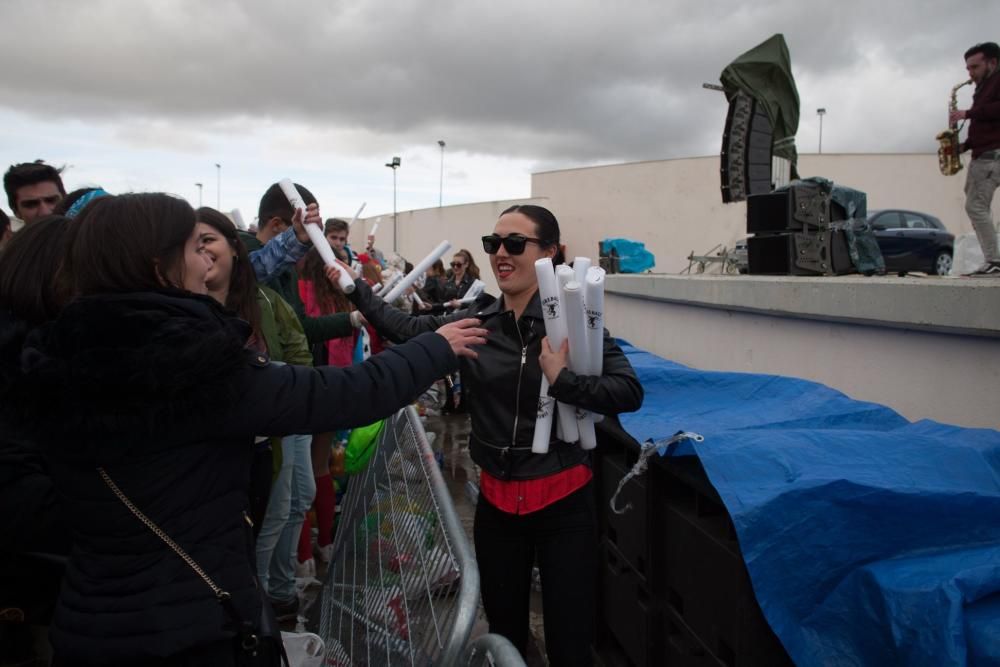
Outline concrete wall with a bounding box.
[531,153,997,275]
[604,275,1000,429]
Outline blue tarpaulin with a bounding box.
[600,238,655,273]
[616,342,1000,667]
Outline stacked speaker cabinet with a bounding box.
[746,181,854,276]
[721,91,774,204]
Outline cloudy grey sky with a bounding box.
[2,0,997,221]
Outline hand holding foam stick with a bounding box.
[278,178,355,294]
[383,240,452,303]
[532,259,579,452]
[457,279,487,304]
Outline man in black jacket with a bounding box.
[952,42,1000,275]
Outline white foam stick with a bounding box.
[383,240,452,303]
[532,375,556,454]
[348,202,366,227]
[585,266,606,424]
[230,209,247,230]
[370,220,380,238]
[534,259,578,446]
[562,280,597,449]
[279,178,355,294]
[374,271,403,297]
[573,257,592,286]
[410,291,425,308]
[458,279,486,304]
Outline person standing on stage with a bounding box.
[952,42,1000,275]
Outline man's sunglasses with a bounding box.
[481,233,545,255]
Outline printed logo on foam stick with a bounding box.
[278,178,355,295]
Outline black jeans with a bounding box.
[474,480,598,666]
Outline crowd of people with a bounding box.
[0,161,643,667]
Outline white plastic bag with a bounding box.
[280,631,326,667]
[950,233,986,276]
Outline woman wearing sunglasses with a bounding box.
[337,203,643,665]
[441,248,480,308]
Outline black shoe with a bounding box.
[268,595,299,621]
[970,261,1000,276]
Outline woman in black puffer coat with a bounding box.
[0,194,487,666]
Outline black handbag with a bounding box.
[99,467,288,666]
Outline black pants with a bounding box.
[473,480,598,667]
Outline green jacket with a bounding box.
[257,285,312,366]
[240,231,354,345]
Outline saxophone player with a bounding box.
[950,42,1000,275]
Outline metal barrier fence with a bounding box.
[317,406,480,666]
[461,634,527,667]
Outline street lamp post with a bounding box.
[385,156,401,252]
[195,183,203,207]
[215,163,221,209]
[817,108,827,154]
[437,140,445,207]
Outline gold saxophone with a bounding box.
[936,79,972,175]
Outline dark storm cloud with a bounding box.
[1,0,996,163]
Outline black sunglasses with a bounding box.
[481,233,545,255]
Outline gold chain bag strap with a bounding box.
[97,467,270,662]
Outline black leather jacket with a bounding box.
[349,279,644,480]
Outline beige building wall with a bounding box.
[531,153,995,274]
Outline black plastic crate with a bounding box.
[598,540,655,667]
[651,458,792,667]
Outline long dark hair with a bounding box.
[195,207,263,343]
[452,249,480,280]
[0,215,76,326]
[71,193,195,296]
[301,247,353,314]
[500,204,565,265]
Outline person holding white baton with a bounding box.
[331,204,643,666]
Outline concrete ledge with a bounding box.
[605,274,1000,338]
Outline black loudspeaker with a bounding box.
[747,181,848,233]
[748,230,854,276]
[721,91,774,203]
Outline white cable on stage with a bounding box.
[562,280,597,450]
[278,178,355,294]
[585,266,606,424]
[382,240,452,303]
[348,202,366,226]
[457,279,486,305]
[532,259,578,451]
[230,209,247,230]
